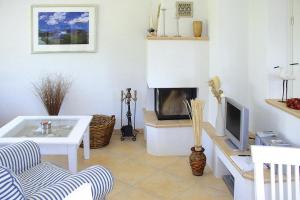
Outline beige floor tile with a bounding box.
[162,156,195,179]
[194,172,231,194]
[105,134,146,158]
[131,153,180,170]
[109,186,161,200]
[136,171,195,199]
[106,179,131,199]
[42,132,231,199]
[175,183,233,200]
[112,159,158,185]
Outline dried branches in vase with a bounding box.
[191,100,204,150]
[33,74,72,116]
[209,76,223,104]
[209,76,225,136]
[185,99,206,176]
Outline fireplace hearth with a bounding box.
[154,88,197,120]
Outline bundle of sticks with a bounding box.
[185,99,205,151]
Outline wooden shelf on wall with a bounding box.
[146,35,209,41]
[265,99,300,119]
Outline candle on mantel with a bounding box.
[149,16,153,29]
[160,0,165,9]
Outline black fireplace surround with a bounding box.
[154,88,197,120]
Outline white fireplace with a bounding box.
[144,38,209,156]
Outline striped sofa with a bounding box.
[0,141,114,200]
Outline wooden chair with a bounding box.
[252,145,300,200]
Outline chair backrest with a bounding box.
[0,141,41,174]
[252,145,300,200]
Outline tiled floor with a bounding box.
[43,131,233,200]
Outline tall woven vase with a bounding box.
[215,103,225,136]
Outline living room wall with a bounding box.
[208,0,251,127]
[0,0,151,127]
[0,0,209,128]
[248,0,300,146]
[208,0,300,146]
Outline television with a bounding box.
[225,97,249,151]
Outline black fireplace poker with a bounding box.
[120,88,137,141]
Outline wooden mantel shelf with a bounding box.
[146,35,209,41]
[266,99,300,119]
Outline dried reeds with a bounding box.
[209,76,223,104]
[191,100,205,151]
[33,74,72,115]
[184,99,205,151]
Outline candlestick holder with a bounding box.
[175,16,181,37]
[161,8,167,37]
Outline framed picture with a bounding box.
[31,5,97,53]
[176,2,193,18]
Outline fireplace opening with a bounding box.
[154,88,197,120]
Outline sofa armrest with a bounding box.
[63,183,93,200]
[28,165,114,200]
[0,141,41,174]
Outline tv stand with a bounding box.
[224,138,239,151]
[213,136,255,200]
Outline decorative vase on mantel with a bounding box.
[215,102,225,136]
[189,146,206,176]
[193,21,202,37]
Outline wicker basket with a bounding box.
[81,115,115,149]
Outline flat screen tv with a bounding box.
[225,97,249,151]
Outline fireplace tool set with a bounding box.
[120,88,137,141]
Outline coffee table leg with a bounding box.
[68,145,77,173]
[83,127,90,160]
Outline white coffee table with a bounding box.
[0,116,92,173]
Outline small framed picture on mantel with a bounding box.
[31,5,97,53]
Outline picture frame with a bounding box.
[31,5,97,53]
[176,2,193,18]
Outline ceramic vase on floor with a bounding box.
[193,21,202,37]
[215,103,225,136]
[189,147,206,176]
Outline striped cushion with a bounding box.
[17,162,71,198]
[28,165,114,200]
[0,166,25,200]
[0,141,41,175]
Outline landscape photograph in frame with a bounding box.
[32,5,97,53]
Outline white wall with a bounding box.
[293,0,300,97]
[248,0,300,146]
[146,40,209,88]
[0,0,151,128]
[208,0,300,146]
[208,0,251,127]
